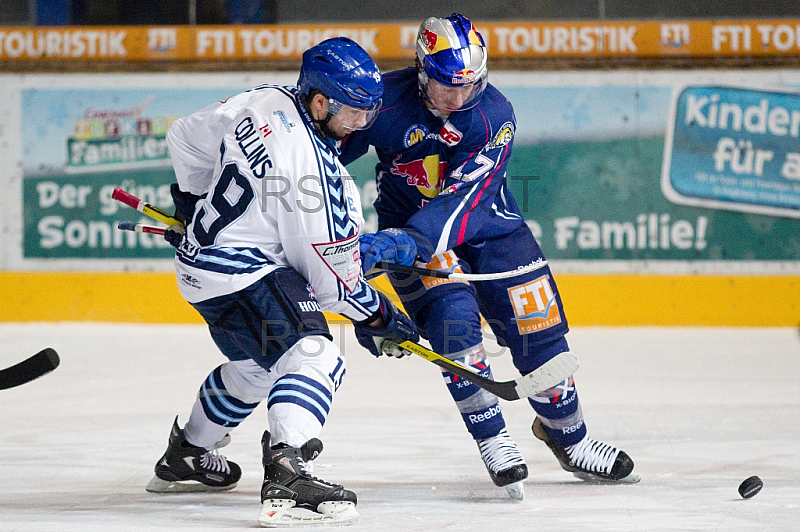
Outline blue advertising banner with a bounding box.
[662,85,800,218]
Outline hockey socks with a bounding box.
[441,346,528,498]
[441,346,507,440]
[527,375,587,446]
[183,365,261,449]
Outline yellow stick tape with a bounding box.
[0,272,797,326]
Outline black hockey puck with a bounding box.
[738,476,763,499]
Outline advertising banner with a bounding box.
[21,88,232,259]
[12,71,800,269]
[663,85,800,218]
[3,20,800,62]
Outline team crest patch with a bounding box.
[507,275,562,334]
[312,234,361,293]
[403,125,429,147]
[438,122,462,146]
[489,122,515,149]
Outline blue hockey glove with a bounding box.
[164,183,200,248]
[359,228,418,273]
[353,293,419,358]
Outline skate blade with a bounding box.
[145,475,237,493]
[258,499,358,528]
[572,471,641,484]
[504,481,524,501]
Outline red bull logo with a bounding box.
[390,155,446,199]
[421,21,451,53]
[421,28,438,52]
[452,68,476,84]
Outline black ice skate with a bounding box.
[476,428,528,500]
[146,416,242,493]
[258,431,358,527]
[532,417,640,483]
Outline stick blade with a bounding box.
[514,351,579,398]
[0,348,60,390]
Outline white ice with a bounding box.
[1,323,798,531]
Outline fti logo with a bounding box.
[419,250,467,290]
[507,275,562,334]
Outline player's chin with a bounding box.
[432,101,462,114]
[325,126,348,141]
[335,126,362,139]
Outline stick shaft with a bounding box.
[117,221,167,235]
[111,188,182,227]
[373,259,548,281]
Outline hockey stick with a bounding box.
[117,221,168,235]
[382,339,578,401]
[112,188,182,227]
[0,348,60,390]
[368,259,549,281]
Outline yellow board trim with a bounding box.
[0,272,797,326]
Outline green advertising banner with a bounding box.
[23,171,176,258]
[20,76,800,265]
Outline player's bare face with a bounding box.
[425,79,475,114]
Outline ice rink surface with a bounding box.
[1,323,798,531]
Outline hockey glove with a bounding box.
[164,183,200,248]
[359,228,418,273]
[163,223,186,248]
[353,293,419,358]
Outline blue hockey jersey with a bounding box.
[339,67,524,259]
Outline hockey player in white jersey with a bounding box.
[146,37,418,527]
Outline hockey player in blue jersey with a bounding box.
[148,37,417,526]
[339,14,639,499]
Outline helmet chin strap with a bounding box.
[416,60,447,115]
[315,113,344,140]
[300,93,344,140]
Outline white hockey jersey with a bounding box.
[167,85,381,322]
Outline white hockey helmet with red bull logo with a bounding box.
[415,13,488,112]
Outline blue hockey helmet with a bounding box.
[416,13,488,112]
[298,37,383,128]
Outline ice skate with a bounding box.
[477,428,528,500]
[146,416,241,493]
[258,431,358,527]
[532,417,640,483]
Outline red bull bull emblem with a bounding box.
[390,155,446,199]
[421,28,438,52]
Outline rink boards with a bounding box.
[1,271,796,326]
